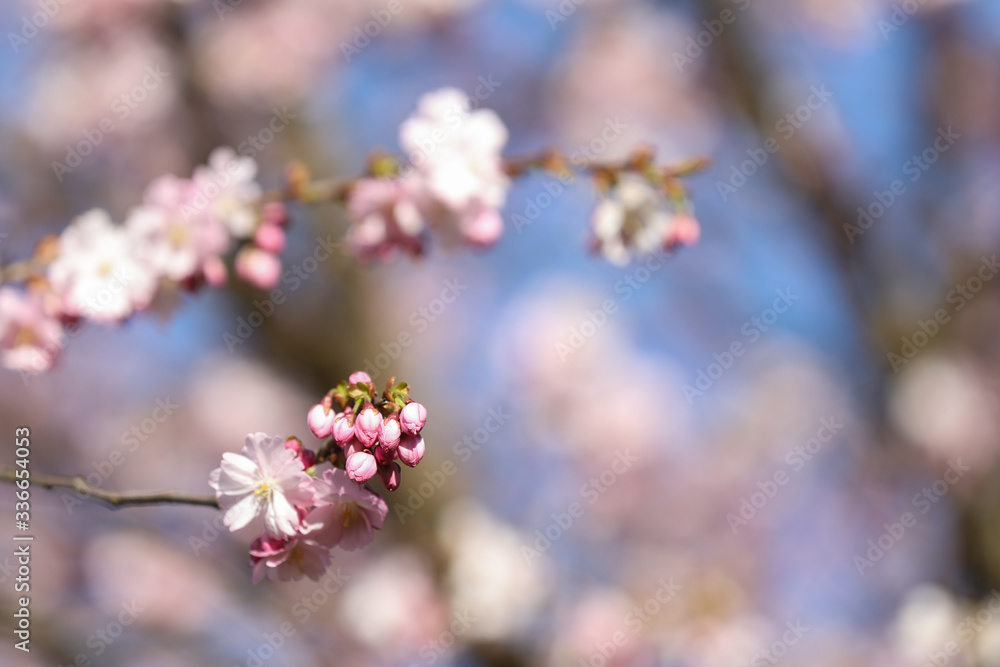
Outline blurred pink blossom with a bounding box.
[399,87,510,248]
[235,247,282,290]
[303,468,389,551]
[249,533,331,584]
[0,287,65,373]
[47,208,158,322]
[129,174,230,282]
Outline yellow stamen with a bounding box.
[168,224,188,248]
[340,504,360,528]
[12,328,37,348]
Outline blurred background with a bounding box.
[2,0,1000,665]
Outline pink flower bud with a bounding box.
[379,415,402,450]
[343,437,363,458]
[354,403,381,447]
[332,411,355,446]
[307,404,336,439]
[284,437,316,468]
[249,534,289,562]
[349,371,373,385]
[461,207,503,247]
[664,213,700,250]
[397,434,425,467]
[254,223,286,254]
[378,461,401,491]
[374,442,394,466]
[346,450,378,483]
[262,201,289,227]
[202,256,228,287]
[235,247,282,290]
[400,401,427,435]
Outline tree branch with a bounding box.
[0,468,219,510]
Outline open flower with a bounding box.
[399,87,510,249]
[590,174,686,265]
[303,469,388,551]
[249,534,331,584]
[209,432,316,538]
[47,208,158,322]
[129,174,231,283]
[0,287,65,373]
[191,147,262,239]
[346,175,426,259]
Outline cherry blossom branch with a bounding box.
[0,88,711,377]
[0,145,709,288]
[270,147,710,207]
[0,467,219,510]
[0,258,43,285]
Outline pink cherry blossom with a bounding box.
[302,469,388,551]
[235,247,281,290]
[208,432,315,538]
[379,414,402,450]
[459,204,504,248]
[590,174,677,265]
[378,461,402,491]
[400,401,427,435]
[664,211,701,250]
[346,449,378,483]
[191,147,262,239]
[47,208,159,322]
[399,87,510,248]
[128,174,231,283]
[343,437,364,459]
[249,534,331,584]
[254,223,286,254]
[307,403,336,439]
[261,202,289,227]
[349,370,373,385]
[332,411,356,446]
[346,176,426,259]
[202,256,228,287]
[373,443,394,466]
[397,434,426,468]
[284,437,316,469]
[354,403,382,447]
[0,287,65,373]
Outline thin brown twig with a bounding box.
[0,467,219,510]
[0,148,709,287]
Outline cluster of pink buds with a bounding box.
[207,373,426,582]
[308,371,427,490]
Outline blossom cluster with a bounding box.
[208,372,426,583]
[0,87,706,376]
[0,147,283,374]
[345,88,510,259]
[308,371,427,490]
[590,172,701,265]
